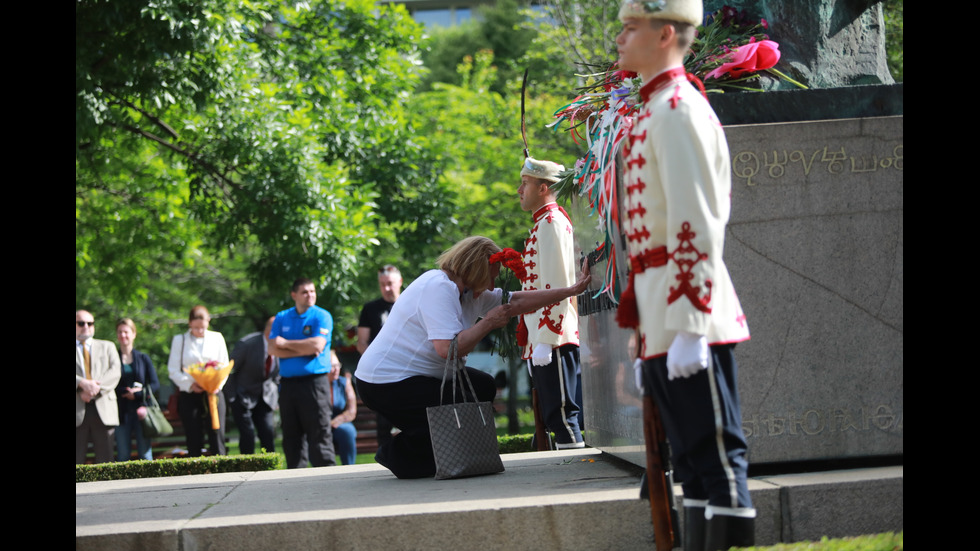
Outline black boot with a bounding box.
[683,501,707,551]
[704,506,755,551]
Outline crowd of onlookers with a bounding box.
[75,267,403,466]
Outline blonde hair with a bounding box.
[437,236,502,290]
[116,317,137,335]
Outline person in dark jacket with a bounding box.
[114,318,161,461]
[226,317,280,454]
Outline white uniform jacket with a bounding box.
[521,202,580,359]
[622,67,750,359]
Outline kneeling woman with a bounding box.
[355,236,590,478]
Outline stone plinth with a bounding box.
[576,113,903,467]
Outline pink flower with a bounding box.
[706,40,781,79]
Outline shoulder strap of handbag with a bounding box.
[141,374,159,408]
[438,335,480,406]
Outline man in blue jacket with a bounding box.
[269,278,337,468]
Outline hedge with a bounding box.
[76,453,282,483]
[77,435,543,483]
[497,433,534,454]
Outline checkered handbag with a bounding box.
[426,336,505,480]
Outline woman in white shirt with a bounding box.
[168,305,230,457]
[356,236,590,478]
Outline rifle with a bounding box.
[642,393,679,550]
[531,387,552,451]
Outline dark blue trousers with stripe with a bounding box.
[642,344,752,508]
[529,344,583,446]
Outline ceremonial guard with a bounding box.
[518,157,584,449]
[615,0,755,548]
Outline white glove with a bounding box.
[531,343,553,366]
[666,331,710,380]
[633,358,644,392]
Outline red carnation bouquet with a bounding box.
[489,248,526,283]
[489,248,529,357]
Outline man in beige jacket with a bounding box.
[76,310,121,463]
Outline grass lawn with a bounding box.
[739,532,902,550]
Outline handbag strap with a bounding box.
[438,335,480,406]
[142,387,159,409]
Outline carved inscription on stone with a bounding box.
[732,144,904,186]
[742,404,902,438]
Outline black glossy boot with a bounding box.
[683,500,707,551]
[704,506,755,551]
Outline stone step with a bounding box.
[75,449,902,550]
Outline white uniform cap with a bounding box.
[521,157,565,183]
[618,0,702,27]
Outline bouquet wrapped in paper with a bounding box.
[185,360,234,429]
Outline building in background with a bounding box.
[379,0,488,26]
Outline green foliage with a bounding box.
[75,453,282,482]
[418,20,490,91]
[409,49,581,250]
[476,0,539,93]
[531,0,622,70]
[883,0,903,82]
[418,0,538,96]
[411,51,524,251]
[76,0,451,360]
[78,0,429,299]
[495,405,536,436]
